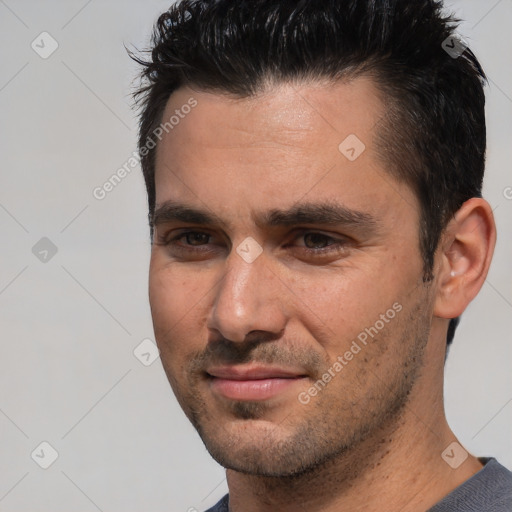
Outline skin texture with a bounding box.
[149,78,496,511]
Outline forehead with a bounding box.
[158,77,383,150]
[153,78,418,228]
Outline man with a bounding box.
[131,1,512,510]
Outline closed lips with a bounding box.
[206,366,308,401]
[206,366,307,380]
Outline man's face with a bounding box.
[149,79,437,476]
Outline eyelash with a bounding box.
[159,230,349,256]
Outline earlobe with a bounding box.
[433,198,496,319]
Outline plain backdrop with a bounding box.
[0,1,510,511]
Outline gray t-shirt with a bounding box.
[204,457,512,512]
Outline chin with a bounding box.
[194,411,347,478]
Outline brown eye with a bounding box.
[303,233,333,249]
[182,232,210,246]
[293,231,350,257]
[159,230,216,256]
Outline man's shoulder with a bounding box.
[427,457,512,512]
[204,493,229,512]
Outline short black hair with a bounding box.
[130,0,488,347]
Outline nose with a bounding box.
[206,246,288,343]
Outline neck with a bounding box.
[225,339,483,512]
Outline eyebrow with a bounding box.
[151,199,379,234]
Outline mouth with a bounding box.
[206,365,308,401]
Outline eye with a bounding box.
[294,231,349,255]
[177,231,210,246]
[302,232,334,249]
[160,230,213,252]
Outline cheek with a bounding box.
[286,264,401,354]
[148,257,210,356]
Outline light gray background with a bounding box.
[0,1,510,511]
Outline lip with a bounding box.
[206,365,308,401]
[207,365,306,380]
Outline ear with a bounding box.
[433,198,497,319]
